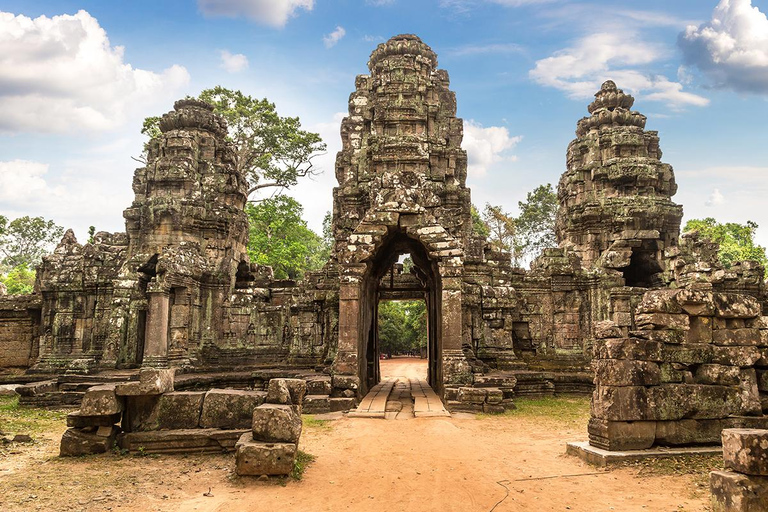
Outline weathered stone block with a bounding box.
[635,313,689,331]
[647,384,741,421]
[694,365,741,386]
[636,290,683,314]
[713,294,761,319]
[588,418,655,450]
[676,289,716,317]
[66,411,122,428]
[199,389,266,429]
[115,368,175,396]
[235,432,296,476]
[594,360,660,386]
[687,316,713,344]
[710,470,768,512]
[60,426,119,456]
[280,378,307,406]
[457,387,487,404]
[330,397,356,412]
[252,404,302,443]
[266,379,291,405]
[655,419,723,446]
[302,394,330,414]
[306,377,332,395]
[593,321,623,339]
[712,346,763,367]
[80,384,123,416]
[154,391,204,430]
[722,429,768,476]
[713,329,761,347]
[632,330,687,344]
[332,375,360,391]
[593,338,663,361]
[591,385,648,421]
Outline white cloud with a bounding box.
[198,0,313,27]
[0,10,189,134]
[529,32,709,109]
[366,0,396,5]
[680,0,768,94]
[0,160,62,209]
[706,188,725,206]
[462,121,522,178]
[220,50,249,73]
[323,26,346,49]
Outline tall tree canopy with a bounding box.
[0,215,64,268]
[481,183,558,266]
[684,218,767,275]
[144,86,326,199]
[246,195,326,280]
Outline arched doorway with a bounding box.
[357,230,442,395]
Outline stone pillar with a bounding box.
[334,282,360,376]
[440,276,470,392]
[142,291,169,368]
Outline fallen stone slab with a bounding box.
[252,404,302,443]
[306,377,332,395]
[710,470,768,512]
[721,429,768,476]
[80,384,123,416]
[60,426,120,456]
[115,368,175,396]
[66,411,122,428]
[153,391,205,430]
[265,379,291,405]
[329,397,356,412]
[235,432,296,476]
[199,389,266,429]
[118,428,248,454]
[0,384,21,396]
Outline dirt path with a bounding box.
[1,362,711,512]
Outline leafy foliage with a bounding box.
[0,264,35,294]
[514,184,558,260]
[378,300,427,356]
[143,87,326,199]
[481,184,558,266]
[684,217,768,275]
[246,195,325,279]
[470,204,490,238]
[0,215,64,268]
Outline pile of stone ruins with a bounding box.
[710,429,768,511]
[1,34,767,457]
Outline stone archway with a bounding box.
[335,210,468,399]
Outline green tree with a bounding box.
[471,204,490,238]
[144,87,326,199]
[482,203,520,265]
[378,299,427,356]
[515,183,558,261]
[684,218,768,274]
[246,195,325,280]
[0,264,35,294]
[0,215,64,268]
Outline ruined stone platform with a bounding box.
[566,441,721,467]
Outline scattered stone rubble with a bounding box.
[710,428,768,511]
[235,378,306,476]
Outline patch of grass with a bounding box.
[302,415,331,430]
[291,450,315,481]
[0,396,67,436]
[479,396,591,425]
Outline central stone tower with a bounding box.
[332,35,475,395]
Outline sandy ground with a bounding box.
[0,359,712,512]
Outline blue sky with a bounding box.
[1,0,767,251]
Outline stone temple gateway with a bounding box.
[1,35,767,437]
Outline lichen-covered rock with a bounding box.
[710,470,768,512]
[593,360,661,386]
[588,418,655,450]
[265,379,291,405]
[153,391,205,430]
[302,395,330,414]
[722,429,768,476]
[80,384,123,416]
[199,389,266,429]
[252,404,302,443]
[235,432,296,476]
[115,368,175,396]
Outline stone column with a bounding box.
[142,291,169,368]
[440,275,470,393]
[334,282,360,376]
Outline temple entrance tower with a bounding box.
[556,81,683,287]
[331,35,474,397]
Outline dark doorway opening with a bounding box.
[357,230,441,395]
[622,241,663,288]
